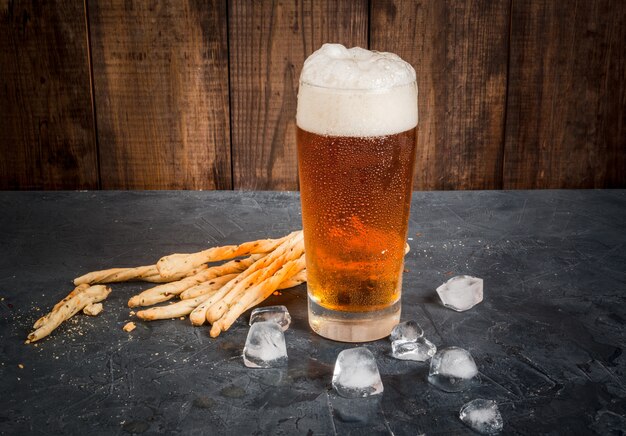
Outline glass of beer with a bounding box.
[297,44,418,342]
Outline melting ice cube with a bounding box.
[436,275,483,312]
[459,399,503,434]
[249,305,291,331]
[428,346,478,392]
[332,347,383,398]
[391,337,437,361]
[243,321,288,368]
[390,320,423,343]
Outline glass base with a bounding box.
[308,296,401,343]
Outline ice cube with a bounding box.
[243,321,288,368]
[436,275,483,311]
[459,399,503,434]
[428,346,478,392]
[332,347,383,398]
[391,337,437,361]
[249,305,291,331]
[390,320,423,343]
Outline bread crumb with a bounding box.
[273,291,282,296]
[123,322,136,332]
[18,363,24,369]
[129,311,136,316]
[83,303,103,316]
[179,317,185,320]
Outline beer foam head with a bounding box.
[300,43,416,90]
[297,43,418,137]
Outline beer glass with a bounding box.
[296,44,418,342]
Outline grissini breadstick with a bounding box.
[189,232,304,326]
[156,232,299,279]
[205,250,304,324]
[178,273,239,300]
[73,264,209,285]
[26,285,111,343]
[131,264,209,283]
[127,256,261,308]
[74,265,155,285]
[210,256,306,337]
[33,283,90,329]
[136,292,217,321]
[277,269,306,289]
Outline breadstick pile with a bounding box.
[26,230,410,343]
[26,231,306,343]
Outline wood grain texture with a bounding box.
[0,0,97,189]
[504,0,626,189]
[370,0,511,190]
[228,0,368,190]
[88,0,231,189]
[1,1,624,191]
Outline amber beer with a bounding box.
[297,44,418,342]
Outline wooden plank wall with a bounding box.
[1,0,624,190]
[504,0,626,188]
[0,0,98,189]
[89,0,232,189]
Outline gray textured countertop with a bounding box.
[1,190,625,435]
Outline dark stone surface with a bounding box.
[0,190,625,435]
